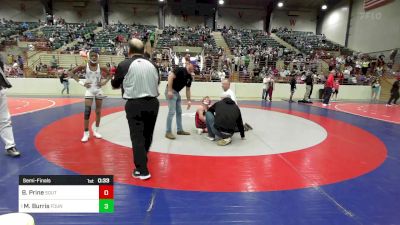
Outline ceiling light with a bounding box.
[219,0,224,5]
[322,4,328,10]
[277,2,284,7]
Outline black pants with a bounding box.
[387,92,399,105]
[125,97,159,174]
[323,87,332,104]
[309,85,313,99]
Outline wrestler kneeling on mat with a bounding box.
[205,93,245,146]
[195,96,211,135]
[69,51,111,142]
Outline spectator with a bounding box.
[371,78,381,102]
[289,74,296,102]
[386,77,400,106]
[50,55,58,69]
[323,70,335,106]
[205,93,245,146]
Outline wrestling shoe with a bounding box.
[197,128,203,135]
[132,169,151,180]
[81,131,90,142]
[205,136,215,141]
[6,147,21,157]
[93,127,102,139]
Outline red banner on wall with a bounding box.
[364,0,392,10]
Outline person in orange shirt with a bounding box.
[323,70,335,106]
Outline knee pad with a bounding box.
[84,106,91,120]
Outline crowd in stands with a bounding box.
[0,16,397,86]
[61,23,156,56]
[157,26,217,51]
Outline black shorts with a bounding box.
[334,90,339,94]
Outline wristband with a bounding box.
[78,80,85,86]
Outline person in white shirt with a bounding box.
[221,79,237,103]
[262,76,269,100]
[220,79,252,131]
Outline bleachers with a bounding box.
[275,30,353,55]
[22,23,97,50]
[157,26,217,50]
[67,24,156,55]
[0,21,38,38]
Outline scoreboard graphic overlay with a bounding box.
[19,175,114,213]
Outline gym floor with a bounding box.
[1,97,399,225]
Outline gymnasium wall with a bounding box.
[165,14,205,27]
[53,1,102,23]
[108,3,158,26]
[271,10,317,33]
[347,0,400,53]
[6,79,372,101]
[217,8,266,30]
[0,0,43,22]
[320,0,350,46]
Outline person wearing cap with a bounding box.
[386,76,400,106]
[0,57,21,157]
[195,96,211,135]
[205,93,245,146]
[165,59,194,140]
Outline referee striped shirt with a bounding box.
[111,55,160,99]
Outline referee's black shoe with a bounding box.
[132,169,151,180]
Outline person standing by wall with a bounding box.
[60,70,69,95]
[266,75,275,101]
[371,78,381,102]
[323,70,335,107]
[262,75,269,101]
[302,71,313,102]
[111,38,160,180]
[332,79,340,101]
[0,57,21,157]
[386,77,400,106]
[289,74,296,103]
[165,61,194,140]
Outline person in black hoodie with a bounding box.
[386,76,400,106]
[289,74,296,102]
[301,71,314,103]
[0,57,21,157]
[205,93,245,146]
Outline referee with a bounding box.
[111,38,160,180]
[0,57,21,157]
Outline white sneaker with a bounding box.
[197,128,203,135]
[205,136,215,141]
[93,127,102,139]
[322,104,328,107]
[81,131,90,142]
[386,104,392,107]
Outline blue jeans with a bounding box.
[62,81,69,94]
[165,90,183,133]
[205,111,232,140]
